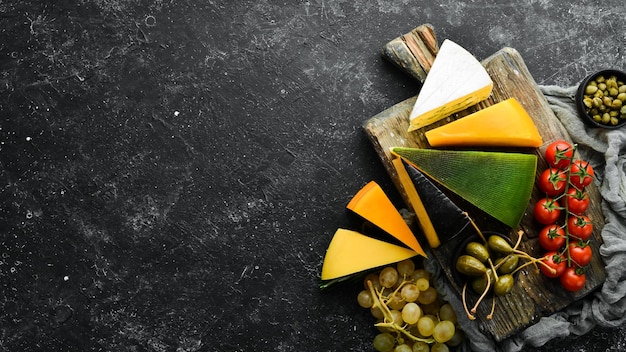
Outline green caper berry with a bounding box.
[621,106,626,115]
[619,85,626,94]
[612,100,623,109]
[494,274,515,296]
[596,75,606,83]
[617,93,626,101]
[602,113,611,123]
[592,97,603,107]
[585,85,598,95]
[598,82,607,91]
[604,97,614,106]
[593,115,602,122]
[611,117,619,125]
[609,87,619,97]
[607,78,618,89]
[594,90,604,98]
[583,97,593,108]
[610,110,619,117]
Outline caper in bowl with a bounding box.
[576,69,626,128]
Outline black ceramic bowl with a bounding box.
[576,69,626,129]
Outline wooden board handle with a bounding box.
[381,24,439,82]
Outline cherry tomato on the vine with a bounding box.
[534,198,561,225]
[540,251,567,278]
[567,215,593,240]
[538,224,566,251]
[538,168,567,196]
[569,159,594,189]
[560,267,586,292]
[565,188,590,215]
[569,242,592,267]
[545,140,574,169]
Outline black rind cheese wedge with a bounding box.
[402,159,471,242]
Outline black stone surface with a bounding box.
[1,1,625,351]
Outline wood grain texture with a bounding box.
[366,35,607,342]
[381,24,439,83]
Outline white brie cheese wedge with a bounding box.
[407,39,493,132]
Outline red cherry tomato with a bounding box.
[568,242,592,267]
[540,251,567,278]
[567,215,593,240]
[565,188,590,215]
[560,267,586,292]
[533,198,561,225]
[545,140,574,169]
[538,224,566,251]
[538,168,567,196]
[569,159,594,189]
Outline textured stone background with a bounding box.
[1,0,625,351]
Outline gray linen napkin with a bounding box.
[427,85,626,351]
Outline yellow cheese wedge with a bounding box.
[347,181,427,258]
[408,39,493,132]
[321,229,418,280]
[425,98,543,147]
[390,157,441,249]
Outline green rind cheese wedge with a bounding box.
[391,147,537,228]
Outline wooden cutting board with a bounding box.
[364,25,607,342]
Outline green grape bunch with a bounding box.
[356,258,465,352]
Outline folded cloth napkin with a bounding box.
[427,85,626,352]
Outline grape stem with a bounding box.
[366,280,435,344]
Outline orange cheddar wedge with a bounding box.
[347,181,427,258]
[321,229,418,280]
[425,98,543,148]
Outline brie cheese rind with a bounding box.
[408,39,493,132]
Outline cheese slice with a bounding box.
[408,39,493,132]
[347,181,427,258]
[425,98,543,147]
[390,157,440,249]
[321,229,418,280]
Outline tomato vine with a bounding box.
[534,140,595,292]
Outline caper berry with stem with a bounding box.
[487,235,513,255]
[456,255,487,277]
[456,228,565,322]
[471,269,495,294]
[496,254,519,274]
[494,274,515,296]
[465,241,490,263]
